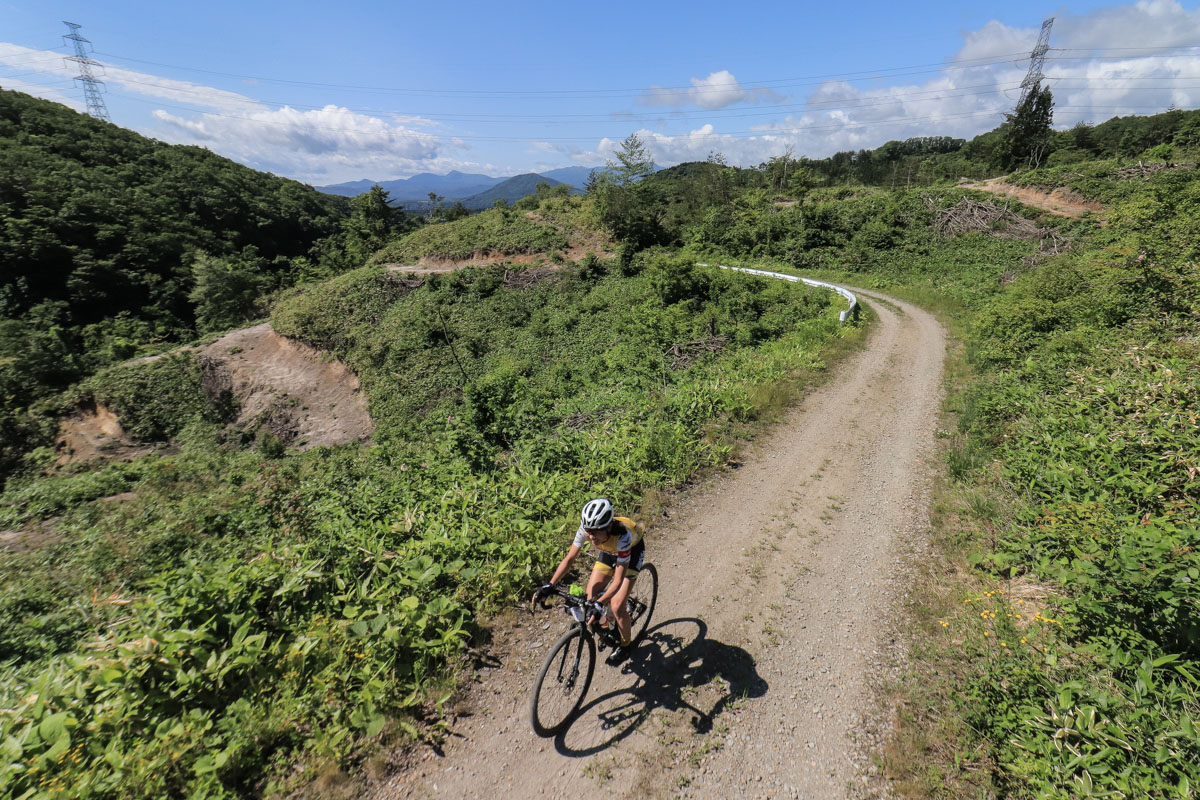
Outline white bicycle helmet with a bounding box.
[580,498,614,530]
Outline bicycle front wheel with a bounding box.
[628,563,658,645]
[530,626,596,737]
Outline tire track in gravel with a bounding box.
[374,289,945,800]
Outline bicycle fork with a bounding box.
[557,626,587,689]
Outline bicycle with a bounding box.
[528,563,658,737]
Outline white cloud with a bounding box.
[105,66,265,112]
[148,104,471,183]
[641,70,784,110]
[0,43,475,183]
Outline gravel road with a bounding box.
[374,288,945,800]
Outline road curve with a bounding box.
[375,289,946,800]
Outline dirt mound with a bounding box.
[0,518,62,553]
[55,402,161,467]
[963,177,1102,219]
[202,323,372,449]
[56,325,372,464]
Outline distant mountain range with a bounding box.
[315,166,599,208]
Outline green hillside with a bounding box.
[460,173,571,209]
[0,92,439,476]
[0,90,345,383]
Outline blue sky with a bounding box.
[2,1,1198,186]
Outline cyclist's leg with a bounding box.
[610,573,635,644]
[586,562,612,602]
[610,542,644,645]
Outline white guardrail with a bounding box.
[695,264,859,323]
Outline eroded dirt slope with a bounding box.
[372,289,945,800]
[55,323,371,465]
[203,323,372,449]
[963,176,1102,219]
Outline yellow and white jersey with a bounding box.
[572,516,642,565]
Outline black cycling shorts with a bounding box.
[593,539,645,577]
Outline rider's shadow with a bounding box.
[553,617,767,757]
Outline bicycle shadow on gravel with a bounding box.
[552,617,766,757]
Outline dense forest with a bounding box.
[1,86,1198,798]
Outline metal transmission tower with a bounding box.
[62,21,111,122]
[1017,16,1055,107]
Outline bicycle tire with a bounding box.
[529,626,596,737]
[628,562,658,645]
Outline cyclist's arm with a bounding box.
[548,545,582,587]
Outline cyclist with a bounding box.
[532,498,645,666]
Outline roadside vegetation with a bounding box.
[1,82,1198,798]
[890,167,1200,798]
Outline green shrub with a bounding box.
[72,352,237,442]
[369,207,569,263]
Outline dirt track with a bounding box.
[374,289,945,799]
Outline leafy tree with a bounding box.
[1145,143,1174,164]
[609,133,656,187]
[343,185,399,264]
[188,249,272,333]
[1173,116,1200,150]
[764,147,793,194]
[442,201,470,221]
[702,151,734,207]
[1071,121,1099,154]
[997,83,1055,170]
[589,134,667,251]
[788,165,817,198]
[427,192,444,219]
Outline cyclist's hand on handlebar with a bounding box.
[584,599,605,622]
[531,584,555,609]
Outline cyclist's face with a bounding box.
[584,523,612,543]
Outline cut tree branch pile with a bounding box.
[930,197,1051,241]
[1113,161,1194,180]
[502,266,559,290]
[664,335,728,370]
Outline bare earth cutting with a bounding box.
[54,402,161,466]
[55,323,372,463]
[202,323,372,449]
[962,176,1102,219]
[370,289,945,800]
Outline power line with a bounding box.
[87,67,1200,123]
[90,48,1033,98]
[104,74,1020,122]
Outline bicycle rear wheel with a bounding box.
[530,627,596,737]
[627,563,658,644]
